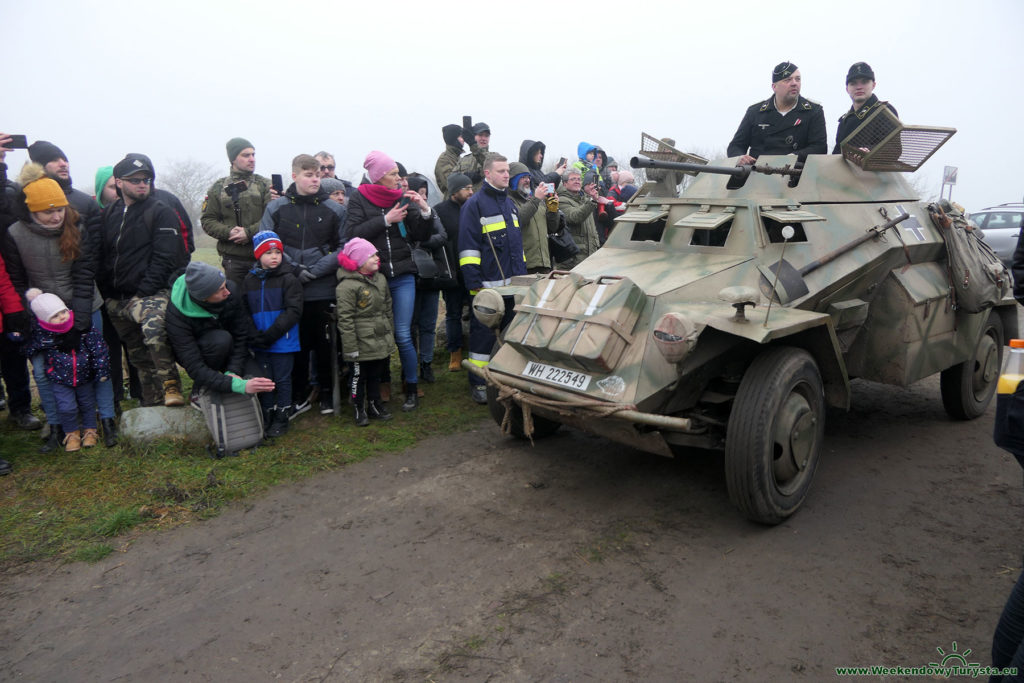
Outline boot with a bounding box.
[163,380,186,407]
[82,428,99,448]
[379,382,391,403]
[367,399,393,421]
[354,403,369,427]
[63,430,82,452]
[40,425,65,453]
[420,361,436,384]
[403,381,424,398]
[402,386,419,412]
[266,409,289,438]
[448,348,463,372]
[101,418,119,447]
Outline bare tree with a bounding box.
[159,158,220,227]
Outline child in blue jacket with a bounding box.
[241,231,303,437]
[22,289,110,452]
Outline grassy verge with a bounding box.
[0,355,487,568]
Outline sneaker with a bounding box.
[401,390,419,412]
[10,411,42,430]
[0,458,11,476]
[189,391,202,412]
[289,400,311,421]
[367,399,393,421]
[471,385,488,405]
[319,395,334,415]
[163,380,186,407]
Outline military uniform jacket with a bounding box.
[201,170,272,261]
[832,95,898,154]
[727,95,827,159]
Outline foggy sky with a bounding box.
[4,0,1021,211]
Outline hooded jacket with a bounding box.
[572,141,606,190]
[509,162,561,271]
[165,275,252,394]
[458,181,526,293]
[434,125,464,195]
[335,269,395,361]
[202,169,273,261]
[258,184,347,301]
[518,139,561,189]
[241,262,303,353]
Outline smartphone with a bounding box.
[557,157,567,167]
[462,115,472,131]
[546,183,556,193]
[6,134,28,149]
[398,196,410,208]
[271,174,283,194]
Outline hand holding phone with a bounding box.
[2,134,28,150]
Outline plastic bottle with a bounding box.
[999,339,1024,394]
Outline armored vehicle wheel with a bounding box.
[486,383,561,440]
[725,347,825,525]
[941,311,1003,420]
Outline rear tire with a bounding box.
[941,311,1003,420]
[724,347,825,525]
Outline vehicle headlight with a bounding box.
[653,312,698,364]
[472,289,505,329]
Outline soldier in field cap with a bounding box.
[727,61,827,166]
[832,62,900,154]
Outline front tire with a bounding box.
[725,347,825,525]
[941,311,1003,420]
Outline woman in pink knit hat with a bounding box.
[344,151,435,412]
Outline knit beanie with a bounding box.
[94,166,114,207]
[226,137,254,162]
[185,262,225,300]
[407,176,428,195]
[338,237,377,271]
[24,177,69,212]
[509,162,530,190]
[447,172,472,196]
[442,124,463,148]
[28,141,67,166]
[320,177,345,196]
[364,151,397,184]
[25,288,68,323]
[252,230,283,260]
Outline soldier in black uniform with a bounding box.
[832,62,899,154]
[727,61,827,165]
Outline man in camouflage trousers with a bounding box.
[97,155,187,407]
[201,137,273,286]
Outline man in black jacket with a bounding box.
[98,154,188,407]
[166,261,274,397]
[832,62,899,154]
[727,61,827,165]
[27,140,102,228]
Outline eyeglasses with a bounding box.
[320,165,335,172]
[122,177,152,185]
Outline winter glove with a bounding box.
[251,332,270,349]
[298,268,317,284]
[545,195,559,213]
[56,328,83,353]
[462,125,475,145]
[3,310,31,338]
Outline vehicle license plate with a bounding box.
[521,361,591,391]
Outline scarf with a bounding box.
[359,184,407,238]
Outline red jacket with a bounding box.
[0,252,25,334]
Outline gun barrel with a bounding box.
[630,155,746,178]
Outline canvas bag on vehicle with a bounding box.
[546,275,645,373]
[928,200,1012,312]
[504,271,586,356]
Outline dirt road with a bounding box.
[2,374,1022,681]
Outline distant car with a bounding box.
[972,203,1023,268]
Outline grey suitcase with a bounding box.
[197,389,264,458]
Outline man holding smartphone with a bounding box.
[201,137,274,286]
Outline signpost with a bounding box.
[942,165,958,201]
